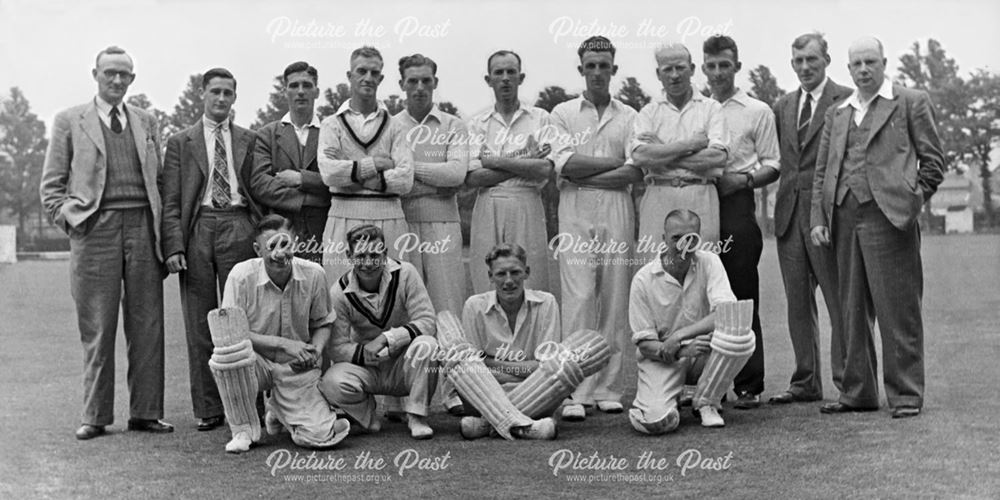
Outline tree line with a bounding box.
[1,39,997,248]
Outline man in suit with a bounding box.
[162,67,263,431]
[811,37,944,419]
[251,61,330,265]
[770,33,852,405]
[40,46,173,439]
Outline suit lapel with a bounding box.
[127,107,149,171]
[784,90,802,154]
[864,93,899,149]
[232,125,251,170]
[188,120,209,179]
[803,83,837,147]
[829,106,852,171]
[276,123,301,167]
[80,103,106,156]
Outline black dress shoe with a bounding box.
[819,402,878,414]
[197,416,225,431]
[769,392,822,405]
[891,407,921,419]
[75,424,106,440]
[127,418,174,433]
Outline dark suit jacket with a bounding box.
[160,119,261,258]
[251,121,330,213]
[811,84,945,231]
[772,80,853,238]
[39,100,165,259]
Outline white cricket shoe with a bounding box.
[513,417,557,440]
[561,404,586,421]
[225,431,252,454]
[407,414,434,440]
[596,401,624,413]
[698,405,725,428]
[265,411,284,435]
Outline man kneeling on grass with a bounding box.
[318,224,439,439]
[435,243,611,440]
[208,214,349,453]
[628,209,755,434]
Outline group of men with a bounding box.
[40,29,943,447]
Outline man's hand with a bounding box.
[275,169,302,187]
[656,337,682,363]
[363,334,390,365]
[677,334,712,358]
[373,156,395,172]
[323,146,346,160]
[525,142,552,159]
[290,346,321,372]
[717,172,746,198]
[637,340,664,361]
[810,226,831,247]
[165,253,187,273]
[282,340,318,369]
[687,132,710,151]
[637,132,663,145]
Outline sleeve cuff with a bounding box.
[351,344,366,367]
[631,329,659,344]
[385,326,418,350]
[357,157,377,181]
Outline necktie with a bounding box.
[110,106,123,134]
[211,125,232,208]
[797,93,813,146]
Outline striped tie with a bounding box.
[211,125,232,208]
[797,93,813,147]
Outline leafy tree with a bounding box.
[748,65,786,235]
[616,77,651,112]
[0,87,48,243]
[962,70,1000,226]
[316,83,350,120]
[252,75,287,130]
[438,101,460,118]
[168,73,204,136]
[534,86,578,113]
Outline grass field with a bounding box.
[2,234,999,499]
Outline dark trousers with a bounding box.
[776,191,845,398]
[719,189,764,395]
[277,205,328,265]
[179,208,255,419]
[70,208,164,425]
[833,193,924,409]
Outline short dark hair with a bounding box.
[664,209,701,229]
[283,61,318,84]
[95,46,132,67]
[398,53,438,78]
[792,32,829,57]
[351,46,383,65]
[255,214,293,237]
[202,67,237,90]
[486,50,522,73]
[703,35,739,63]
[484,243,528,269]
[346,224,386,255]
[578,36,616,60]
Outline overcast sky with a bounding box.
[2,0,998,128]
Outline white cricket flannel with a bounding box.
[716,89,781,175]
[221,258,336,357]
[280,112,322,147]
[461,289,561,361]
[393,105,469,222]
[629,90,728,182]
[549,96,637,188]
[316,102,413,210]
[327,259,436,365]
[839,77,894,126]
[467,102,554,189]
[629,251,736,345]
[200,116,244,207]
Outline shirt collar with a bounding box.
[204,115,230,132]
[651,252,701,281]
[344,258,402,294]
[716,88,750,107]
[400,104,443,126]
[484,288,546,314]
[839,77,893,110]
[336,99,389,118]
[802,77,829,104]
[280,112,322,128]
[656,88,709,109]
[479,101,532,123]
[94,96,123,118]
[254,257,304,288]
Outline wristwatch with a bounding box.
[743,172,755,190]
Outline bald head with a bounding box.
[654,43,695,103]
[847,36,887,99]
